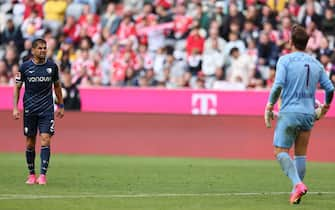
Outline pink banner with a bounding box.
[1,85,334,116]
[0,86,24,109]
[78,87,334,116]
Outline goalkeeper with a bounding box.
[264,25,334,205]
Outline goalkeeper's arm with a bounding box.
[265,85,282,128]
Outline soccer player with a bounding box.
[13,38,64,185]
[264,25,334,204]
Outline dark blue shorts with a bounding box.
[23,114,55,137]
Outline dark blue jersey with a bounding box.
[16,59,59,116]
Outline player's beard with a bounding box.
[38,53,47,62]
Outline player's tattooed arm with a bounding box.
[54,81,64,105]
[325,90,334,106]
[54,80,65,118]
[13,83,22,120]
[269,85,283,107]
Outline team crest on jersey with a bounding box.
[46,68,52,74]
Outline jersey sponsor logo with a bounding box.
[28,76,52,82]
[294,92,313,99]
[46,68,52,74]
[191,93,218,115]
[28,70,35,73]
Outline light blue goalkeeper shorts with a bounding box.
[273,112,315,148]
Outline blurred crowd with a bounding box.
[1,0,335,91]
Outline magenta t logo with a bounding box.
[191,93,218,115]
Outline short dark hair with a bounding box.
[291,24,309,51]
[32,38,47,48]
[229,47,239,55]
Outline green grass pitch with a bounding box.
[0,153,334,210]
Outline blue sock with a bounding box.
[276,152,301,187]
[26,148,35,175]
[40,146,50,175]
[294,156,306,180]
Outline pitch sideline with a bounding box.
[0,192,334,200]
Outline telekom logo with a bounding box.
[191,93,218,115]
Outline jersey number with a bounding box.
[304,64,310,87]
[50,120,55,133]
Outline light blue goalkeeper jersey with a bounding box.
[270,51,334,115]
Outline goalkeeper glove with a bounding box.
[264,109,274,128]
[264,103,274,128]
[315,104,330,121]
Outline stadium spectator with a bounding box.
[257,32,279,67]
[187,48,202,79]
[202,37,226,88]
[123,66,139,87]
[56,38,77,65]
[0,0,334,91]
[259,4,277,29]
[61,71,81,110]
[21,9,44,40]
[240,20,259,45]
[297,0,322,24]
[100,2,121,36]
[191,2,210,32]
[165,51,188,88]
[205,22,227,52]
[1,18,24,53]
[246,38,258,64]
[227,47,256,88]
[19,39,33,65]
[46,36,58,60]
[306,20,324,53]
[43,0,68,37]
[23,0,43,20]
[138,68,158,87]
[185,25,205,56]
[267,0,287,12]
[62,15,81,44]
[262,21,280,44]
[58,50,72,73]
[321,7,335,48]
[211,2,227,29]
[115,10,137,46]
[300,1,322,27]
[2,46,19,78]
[277,16,292,47]
[71,49,101,86]
[317,37,333,60]
[323,0,335,12]
[286,0,301,18]
[156,3,173,23]
[225,32,246,55]
[172,2,193,40]
[65,0,84,20]
[244,4,260,26]
[221,3,245,40]
[74,0,100,14]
